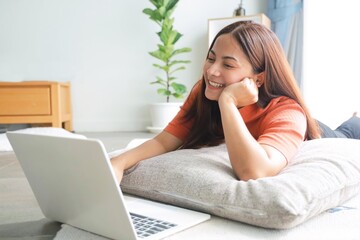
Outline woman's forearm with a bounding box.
[218,96,284,180]
[111,131,182,175]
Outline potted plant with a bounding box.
[143,0,191,132]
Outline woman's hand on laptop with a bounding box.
[110,132,183,185]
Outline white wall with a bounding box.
[303,0,360,128]
[0,0,267,132]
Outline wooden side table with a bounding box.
[0,81,73,131]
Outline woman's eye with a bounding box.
[224,64,234,68]
[207,57,215,62]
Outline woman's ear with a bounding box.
[255,72,265,87]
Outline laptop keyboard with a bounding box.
[130,212,177,238]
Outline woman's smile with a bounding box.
[208,79,225,88]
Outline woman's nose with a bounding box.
[207,64,220,77]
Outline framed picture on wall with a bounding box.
[207,13,271,47]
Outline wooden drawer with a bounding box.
[0,81,73,131]
[0,86,51,116]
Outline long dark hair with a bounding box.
[180,21,320,149]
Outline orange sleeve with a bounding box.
[164,82,199,141]
[257,98,307,162]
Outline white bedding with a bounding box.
[55,193,360,240]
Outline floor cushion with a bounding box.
[120,138,360,229]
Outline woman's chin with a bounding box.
[205,89,220,101]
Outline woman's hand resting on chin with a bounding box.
[219,78,259,108]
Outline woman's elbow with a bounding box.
[235,169,276,181]
[237,171,263,181]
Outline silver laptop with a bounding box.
[7,132,210,240]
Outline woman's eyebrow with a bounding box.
[209,50,237,61]
[223,56,238,61]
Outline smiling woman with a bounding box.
[203,33,259,101]
[111,20,320,182]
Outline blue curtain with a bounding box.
[267,0,303,88]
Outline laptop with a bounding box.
[7,132,210,240]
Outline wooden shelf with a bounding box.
[0,81,73,131]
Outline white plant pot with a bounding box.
[148,102,183,133]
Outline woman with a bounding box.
[111,21,321,182]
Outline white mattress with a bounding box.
[55,192,360,240]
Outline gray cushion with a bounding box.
[120,138,360,229]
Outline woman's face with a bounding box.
[203,33,256,101]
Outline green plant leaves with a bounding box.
[157,88,171,96]
[143,0,190,102]
[165,0,179,12]
[171,82,186,95]
[156,82,186,99]
[171,47,191,56]
[149,50,167,62]
[142,8,162,22]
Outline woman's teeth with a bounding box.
[209,80,224,88]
